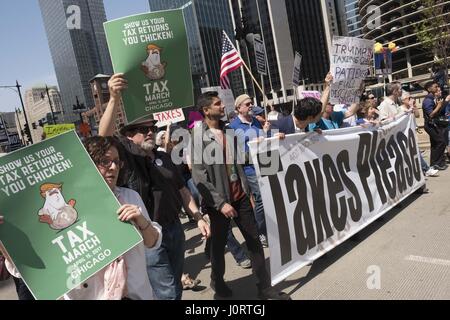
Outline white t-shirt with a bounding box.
[378,97,400,120]
[64,187,162,300]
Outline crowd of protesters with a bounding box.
[1,68,449,300]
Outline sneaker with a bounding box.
[211,280,233,298]
[258,287,291,300]
[424,168,439,177]
[259,234,268,248]
[237,258,252,269]
[433,164,448,171]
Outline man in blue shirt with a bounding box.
[311,102,360,131]
[422,81,450,170]
[230,94,269,247]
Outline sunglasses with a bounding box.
[244,102,253,107]
[97,158,123,169]
[134,126,157,135]
[368,96,375,100]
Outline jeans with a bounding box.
[145,219,185,300]
[246,174,267,236]
[207,197,271,289]
[420,153,430,172]
[186,178,200,208]
[205,224,248,264]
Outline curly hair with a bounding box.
[83,136,123,165]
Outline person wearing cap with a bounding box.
[229,94,270,248]
[99,73,210,300]
[191,91,290,300]
[252,106,267,127]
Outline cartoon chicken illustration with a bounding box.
[37,183,78,230]
[141,43,167,80]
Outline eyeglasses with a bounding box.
[135,126,157,135]
[97,158,123,169]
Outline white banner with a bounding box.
[249,114,425,285]
[154,108,186,128]
[330,36,374,105]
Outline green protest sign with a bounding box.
[104,9,193,123]
[0,131,143,300]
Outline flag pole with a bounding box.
[224,32,267,102]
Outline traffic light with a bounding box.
[23,123,32,143]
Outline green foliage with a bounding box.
[414,0,450,69]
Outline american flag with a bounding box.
[220,31,243,89]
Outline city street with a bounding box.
[3,154,448,300]
[181,159,449,300]
[0,113,447,302]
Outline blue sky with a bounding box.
[0,0,150,113]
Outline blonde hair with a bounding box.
[40,183,62,198]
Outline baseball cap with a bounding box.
[252,106,264,116]
[235,94,252,108]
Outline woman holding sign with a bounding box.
[61,136,163,300]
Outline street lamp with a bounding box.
[40,85,57,125]
[14,108,27,145]
[72,96,86,123]
[0,81,33,144]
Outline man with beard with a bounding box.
[191,91,290,300]
[99,73,210,300]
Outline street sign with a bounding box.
[6,132,23,152]
[292,52,302,86]
[254,38,268,76]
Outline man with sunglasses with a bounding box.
[99,73,210,300]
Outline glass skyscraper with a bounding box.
[39,0,113,123]
[149,0,243,96]
[334,0,363,37]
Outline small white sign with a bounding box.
[154,108,186,128]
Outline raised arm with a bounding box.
[344,102,360,118]
[99,74,128,137]
[321,72,333,114]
